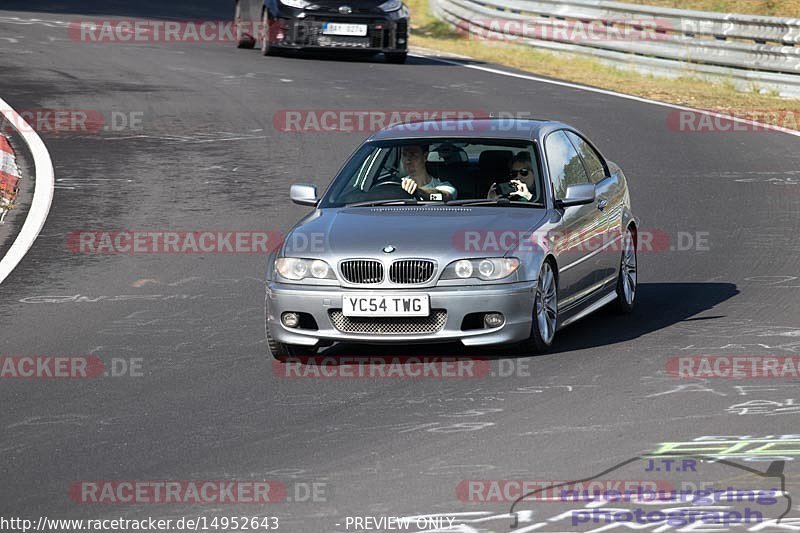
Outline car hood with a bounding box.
[303,0,397,12]
[307,0,391,7]
[282,206,549,261]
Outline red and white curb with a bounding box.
[0,133,22,223]
[0,97,55,285]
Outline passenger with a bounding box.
[487,151,535,202]
[399,144,457,201]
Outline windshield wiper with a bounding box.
[446,198,546,207]
[344,199,422,208]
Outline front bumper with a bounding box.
[266,281,536,347]
[270,16,407,52]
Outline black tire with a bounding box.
[266,328,318,360]
[385,52,407,64]
[260,10,277,56]
[514,260,558,354]
[235,2,256,48]
[613,226,637,314]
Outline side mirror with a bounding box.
[290,184,318,206]
[555,183,595,208]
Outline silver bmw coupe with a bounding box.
[265,119,638,358]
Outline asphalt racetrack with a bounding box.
[1,1,800,531]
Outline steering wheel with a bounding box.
[367,180,415,199]
[372,180,404,188]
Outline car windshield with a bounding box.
[320,138,543,208]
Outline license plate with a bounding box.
[342,294,430,317]
[322,22,368,36]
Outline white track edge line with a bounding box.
[409,51,800,139]
[0,97,55,285]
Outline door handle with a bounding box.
[597,199,608,211]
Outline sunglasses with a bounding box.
[509,168,531,177]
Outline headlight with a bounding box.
[478,259,495,278]
[378,0,402,10]
[454,259,473,278]
[276,258,336,280]
[441,258,520,281]
[310,259,329,278]
[280,0,310,8]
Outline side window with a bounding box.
[566,131,606,184]
[545,130,590,199]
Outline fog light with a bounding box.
[484,313,504,328]
[282,312,300,328]
[397,38,406,44]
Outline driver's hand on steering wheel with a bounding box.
[401,177,418,195]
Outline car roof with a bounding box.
[367,118,569,142]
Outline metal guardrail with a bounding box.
[431,0,800,96]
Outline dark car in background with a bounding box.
[235,0,409,62]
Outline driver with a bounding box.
[399,144,457,201]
